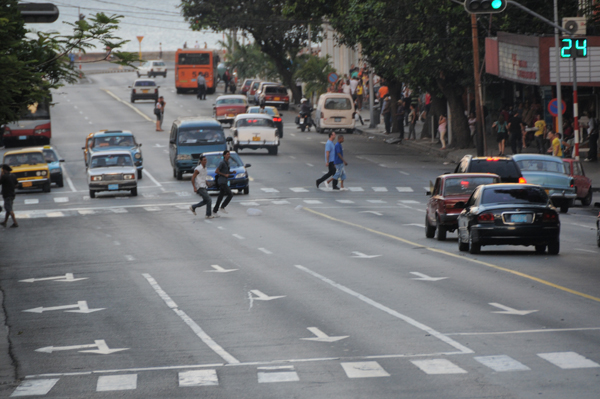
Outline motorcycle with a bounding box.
[296,108,313,132]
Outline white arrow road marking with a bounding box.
[23,301,104,314]
[410,272,448,282]
[351,252,381,259]
[19,273,88,283]
[35,339,128,355]
[205,265,238,273]
[153,143,165,147]
[489,302,538,316]
[249,290,286,301]
[359,211,383,216]
[300,327,349,343]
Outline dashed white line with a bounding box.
[233,234,245,240]
[258,248,272,254]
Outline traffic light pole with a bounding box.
[471,13,486,156]
[573,57,580,159]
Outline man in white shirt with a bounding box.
[190,156,217,218]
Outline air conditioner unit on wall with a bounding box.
[562,17,587,36]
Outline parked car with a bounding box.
[426,173,501,241]
[229,113,279,155]
[3,148,51,192]
[87,151,137,198]
[240,79,255,95]
[169,117,229,180]
[563,158,593,206]
[457,184,560,255]
[513,154,576,213]
[85,130,144,179]
[315,93,356,134]
[247,81,261,103]
[247,106,283,137]
[137,60,167,78]
[213,95,248,125]
[203,151,251,194]
[257,85,290,110]
[254,81,279,104]
[454,155,525,183]
[39,145,65,187]
[129,79,159,103]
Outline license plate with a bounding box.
[509,214,528,223]
[334,117,342,122]
[142,89,149,93]
[108,184,119,190]
[19,135,27,140]
[299,118,305,124]
[228,114,234,117]
[252,136,261,141]
[274,97,280,101]
[22,181,32,187]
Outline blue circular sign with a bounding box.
[548,98,567,117]
[328,73,338,84]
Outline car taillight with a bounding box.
[273,117,282,122]
[542,212,558,222]
[34,126,50,134]
[133,89,136,93]
[477,213,494,223]
[155,89,158,93]
[4,126,10,135]
[518,177,527,184]
[486,157,499,161]
[569,178,574,188]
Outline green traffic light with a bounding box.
[491,0,503,9]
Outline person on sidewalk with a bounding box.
[356,80,364,110]
[547,131,563,158]
[316,132,338,189]
[508,111,524,155]
[197,73,207,100]
[190,156,217,219]
[396,100,405,141]
[492,114,508,156]
[534,114,547,154]
[407,103,417,140]
[585,113,598,162]
[332,135,348,190]
[0,164,18,228]
[438,114,447,150]
[213,150,234,216]
[382,96,392,135]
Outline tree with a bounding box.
[218,34,276,81]
[181,0,319,103]
[0,0,137,126]
[293,54,336,101]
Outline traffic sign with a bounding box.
[548,98,567,117]
[327,73,338,84]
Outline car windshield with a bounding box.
[152,61,165,66]
[42,149,58,163]
[216,98,245,105]
[251,82,260,90]
[481,187,548,205]
[205,153,244,169]
[325,98,352,110]
[4,152,45,166]
[93,135,135,147]
[91,154,133,168]
[237,118,274,128]
[469,160,521,179]
[134,81,156,87]
[178,129,225,145]
[247,107,276,116]
[444,177,498,196]
[516,159,566,174]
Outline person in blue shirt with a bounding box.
[332,135,348,190]
[316,132,338,189]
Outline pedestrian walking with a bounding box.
[316,132,338,189]
[508,111,524,154]
[533,114,547,154]
[547,131,563,157]
[585,113,598,162]
[223,70,231,94]
[190,156,217,219]
[197,73,207,100]
[407,103,417,140]
[0,164,18,228]
[438,114,447,149]
[332,135,348,190]
[492,114,508,155]
[468,112,477,142]
[213,150,234,216]
[382,96,392,135]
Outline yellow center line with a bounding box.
[303,207,600,303]
[102,89,154,123]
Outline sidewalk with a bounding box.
[355,107,600,193]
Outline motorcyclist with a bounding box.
[298,98,314,131]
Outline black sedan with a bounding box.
[457,184,560,255]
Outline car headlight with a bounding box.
[134,153,141,159]
[91,176,102,181]
[36,171,41,176]
[206,175,215,181]
[41,170,47,176]
[123,174,135,180]
[235,172,247,178]
[176,154,192,160]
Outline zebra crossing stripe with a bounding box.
[54,197,69,203]
[474,355,531,372]
[290,187,309,192]
[396,187,414,192]
[538,352,600,369]
[24,199,39,205]
[179,370,219,387]
[78,210,95,215]
[110,208,128,213]
[272,200,290,205]
[341,362,390,378]
[96,374,137,391]
[46,212,64,218]
[372,187,388,192]
[144,207,161,212]
[257,366,299,383]
[240,202,260,206]
[367,200,387,204]
[10,379,59,397]
[261,188,279,193]
[304,200,322,204]
[336,200,354,204]
[411,359,468,374]
[348,187,364,191]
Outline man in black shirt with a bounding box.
[508,111,524,155]
[0,164,18,228]
[212,151,234,216]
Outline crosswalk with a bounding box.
[11,351,600,396]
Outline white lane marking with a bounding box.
[304,200,322,204]
[489,302,538,316]
[205,265,238,273]
[411,359,468,374]
[125,255,135,261]
[96,374,137,391]
[306,163,314,167]
[446,327,600,336]
[272,200,290,205]
[289,156,296,159]
[301,327,348,342]
[249,290,286,301]
[367,200,386,204]
[240,202,260,206]
[144,207,161,212]
[261,188,279,193]
[399,200,420,204]
[336,200,354,204]
[404,223,424,228]
[102,89,154,123]
[143,273,239,364]
[351,252,381,259]
[399,171,410,176]
[111,208,128,213]
[372,187,388,192]
[143,169,164,190]
[295,265,473,354]
[410,272,447,281]
[176,191,191,197]
[78,210,95,215]
[574,248,597,253]
[290,187,309,192]
[396,187,414,192]
[359,211,383,216]
[258,248,272,254]
[179,370,219,387]
[24,199,39,205]
[538,352,600,369]
[348,187,364,192]
[10,379,59,397]
[474,355,531,372]
[257,367,299,383]
[379,164,386,168]
[233,234,245,240]
[46,212,64,217]
[113,241,120,246]
[341,362,390,378]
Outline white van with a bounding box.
[315,93,356,134]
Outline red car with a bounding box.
[426,173,501,240]
[563,158,593,206]
[213,95,248,125]
[247,81,261,103]
[240,79,255,95]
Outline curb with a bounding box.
[0,289,15,388]
[83,68,135,75]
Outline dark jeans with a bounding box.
[408,122,416,139]
[383,112,391,133]
[510,132,522,154]
[224,80,229,93]
[213,184,233,212]
[535,135,546,154]
[397,118,405,139]
[588,134,598,160]
[317,162,337,187]
[197,85,206,100]
[192,188,211,216]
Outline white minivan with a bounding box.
[315,93,356,134]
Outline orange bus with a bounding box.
[175,49,220,94]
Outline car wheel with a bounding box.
[346,129,355,134]
[436,218,447,241]
[458,232,469,252]
[89,190,95,199]
[57,176,64,188]
[468,232,480,254]
[43,181,51,193]
[136,71,140,78]
[176,170,183,180]
[173,168,177,178]
[164,72,167,78]
[300,125,306,132]
[131,187,138,197]
[425,216,436,238]
[560,204,569,213]
[268,146,278,155]
[137,169,143,180]
[176,88,182,94]
[243,186,249,195]
[581,187,593,206]
[547,240,560,255]
[281,104,289,111]
[535,245,546,254]
[130,97,135,103]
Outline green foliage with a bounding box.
[293,54,336,99]
[218,34,277,81]
[0,0,138,125]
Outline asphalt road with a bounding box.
[0,70,599,398]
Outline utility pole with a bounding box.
[553,0,563,136]
[471,14,486,156]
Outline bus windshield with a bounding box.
[178,53,210,65]
[20,102,50,121]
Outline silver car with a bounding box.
[87,150,138,198]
